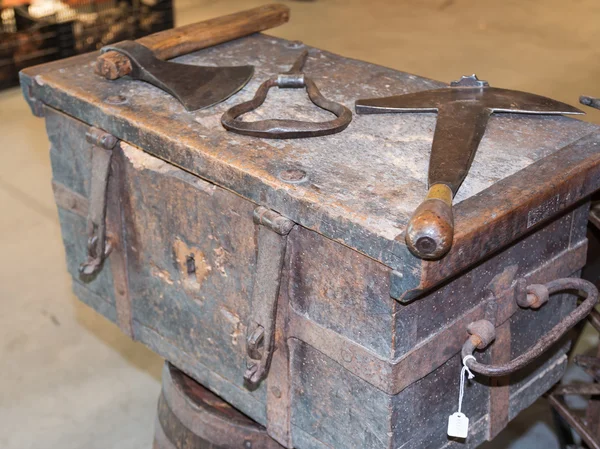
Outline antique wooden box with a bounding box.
[21,34,600,449]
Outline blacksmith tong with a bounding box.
[356,75,583,260]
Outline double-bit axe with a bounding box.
[95,4,290,111]
[356,75,584,260]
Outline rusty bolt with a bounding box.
[466,320,496,349]
[525,284,550,309]
[279,168,308,184]
[105,94,128,105]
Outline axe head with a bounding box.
[102,41,254,111]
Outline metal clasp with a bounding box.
[79,127,118,276]
[244,207,294,388]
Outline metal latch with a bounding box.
[244,207,295,388]
[79,127,118,276]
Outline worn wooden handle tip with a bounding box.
[405,184,454,260]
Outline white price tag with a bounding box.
[447,412,469,439]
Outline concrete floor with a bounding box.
[1,1,599,448]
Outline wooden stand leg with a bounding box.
[153,362,284,449]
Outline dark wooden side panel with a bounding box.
[290,340,393,449]
[391,352,490,449]
[288,227,394,358]
[120,143,262,401]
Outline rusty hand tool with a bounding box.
[356,75,583,259]
[95,4,290,111]
[221,50,352,138]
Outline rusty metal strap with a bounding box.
[244,207,295,388]
[288,302,482,395]
[79,128,118,276]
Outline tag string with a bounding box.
[458,356,476,414]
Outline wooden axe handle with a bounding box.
[96,4,290,80]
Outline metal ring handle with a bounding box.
[462,278,598,377]
[221,77,352,139]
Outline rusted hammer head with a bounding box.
[356,75,584,259]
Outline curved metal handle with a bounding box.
[221,76,352,139]
[462,278,598,377]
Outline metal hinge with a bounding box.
[79,127,119,276]
[244,207,295,388]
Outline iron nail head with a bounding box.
[279,169,308,184]
[105,95,128,105]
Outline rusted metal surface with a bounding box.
[266,248,293,447]
[222,50,352,138]
[488,321,511,440]
[244,207,295,387]
[155,363,284,449]
[463,278,598,376]
[20,34,600,303]
[105,145,134,338]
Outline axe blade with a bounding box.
[102,41,254,111]
[145,62,254,111]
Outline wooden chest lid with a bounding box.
[21,34,600,301]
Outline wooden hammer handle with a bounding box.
[96,4,290,80]
[405,183,454,260]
